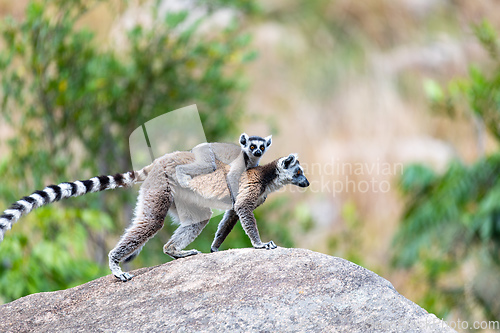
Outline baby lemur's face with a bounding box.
[240,133,272,158]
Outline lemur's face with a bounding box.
[240,134,272,158]
[248,139,266,157]
[278,154,310,188]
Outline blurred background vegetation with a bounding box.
[0,0,499,331]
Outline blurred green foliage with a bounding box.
[394,21,500,320]
[0,0,258,302]
[326,200,367,269]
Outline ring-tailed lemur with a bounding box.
[176,133,272,203]
[0,148,309,282]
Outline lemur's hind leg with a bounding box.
[109,184,172,282]
[163,220,209,258]
[163,205,212,259]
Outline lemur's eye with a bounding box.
[250,145,256,150]
[296,169,302,175]
[260,145,265,151]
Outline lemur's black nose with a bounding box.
[299,179,310,187]
[254,150,262,157]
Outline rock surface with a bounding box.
[0,248,455,332]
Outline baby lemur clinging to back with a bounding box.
[0,140,309,282]
[176,133,272,203]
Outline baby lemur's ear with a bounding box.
[240,133,249,147]
[264,135,272,148]
[280,153,298,169]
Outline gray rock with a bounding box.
[0,248,455,332]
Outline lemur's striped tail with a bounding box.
[0,165,152,243]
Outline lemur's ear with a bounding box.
[264,135,272,148]
[240,133,249,147]
[281,153,298,169]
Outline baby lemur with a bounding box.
[176,133,272,203]
[0,147,309,282]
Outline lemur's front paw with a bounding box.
[177,174,192,188]
[254,241,277,250]
[210,246,219,253]
[115,272,134,282]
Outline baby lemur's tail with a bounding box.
[0,164,153,242]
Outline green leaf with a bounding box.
[423,79,444,102]
[165,11,188,29]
